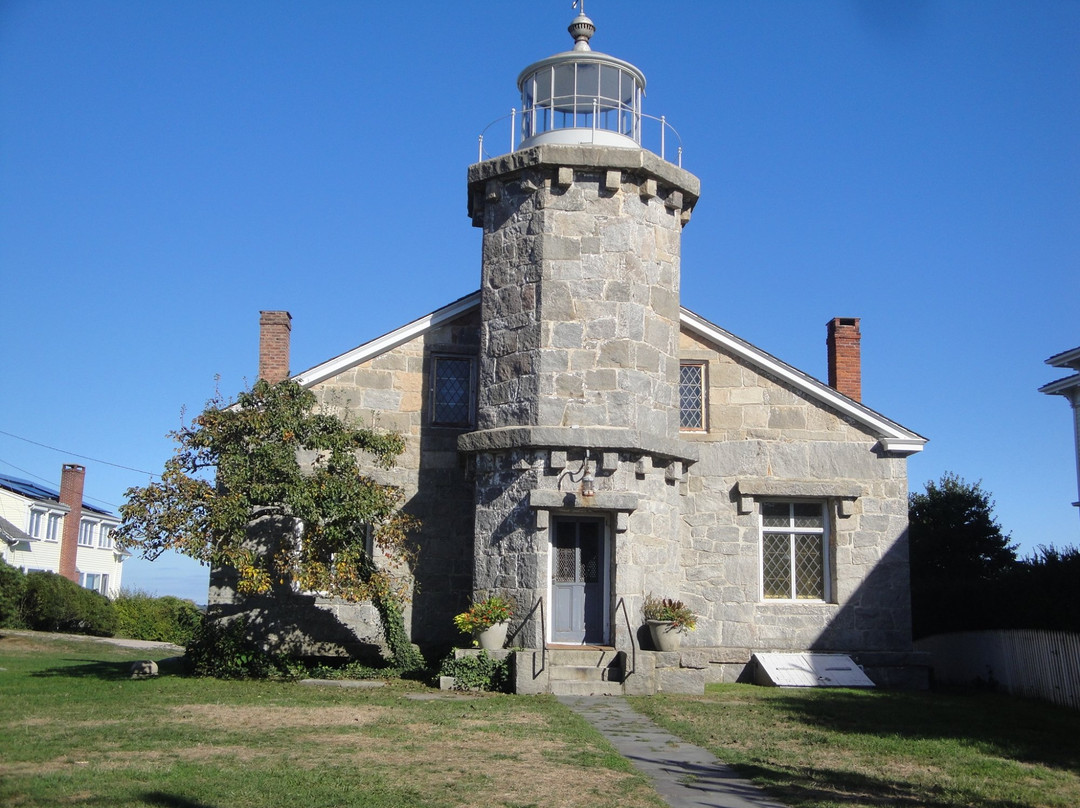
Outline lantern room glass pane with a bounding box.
[534,68,552,104]
[577,62,599,97]
[553,64,575,111]
[600,65,620,102]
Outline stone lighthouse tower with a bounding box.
[460,9,700,652]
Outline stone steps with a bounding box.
[545,647,626,695]
[549,678,625,696]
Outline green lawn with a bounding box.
[0,632,664,808]
[4,632,1078,808]
[631,683,1080,808]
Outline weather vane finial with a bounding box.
[568,0,595,51]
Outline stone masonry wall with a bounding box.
[473,145,692,440]
[300,311,481,654]
[675,329,914,681]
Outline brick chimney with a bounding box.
[57,463,85,583]
[827,317,861,402]
[259,311,292,384]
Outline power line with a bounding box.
[0,457,124,510]
[0,429,159,477]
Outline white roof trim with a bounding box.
[290,293,925,454]
[293,292,482,388]
[1046,346,1080,370]
[1040,373,1080,396]
[680,308,926,454]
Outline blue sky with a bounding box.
[2,1,1077,604]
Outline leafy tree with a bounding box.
[1004,544,1080,632]
[908,473,1018,638]
[115,379,421,666]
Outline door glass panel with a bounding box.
[579,523,600,584]
[555,523,577,583]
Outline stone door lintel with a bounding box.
[528,490,638,533]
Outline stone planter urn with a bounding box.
[475,620,510,651]
[647,619,684,652]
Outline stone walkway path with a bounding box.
[558,696,788,808]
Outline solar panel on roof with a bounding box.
[0,472,115,517]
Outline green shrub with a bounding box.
[438,650,510,692]
[184,615,292,679]
[0,560,27,628]
[20,571,117,636]
[113,589,202,646]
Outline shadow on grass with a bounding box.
[765,688,1080,772]
[143,792,219,808]
[728,760,1031,808]
[30,657,187,680]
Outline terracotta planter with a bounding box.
[647,619,684,651]
[475,620,509,650]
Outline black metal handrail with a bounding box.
[538,596,546,674]
[615,597,636,678]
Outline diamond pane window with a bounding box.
[432,356,474,426]
[762,533,792,599]
[680,362,705,430]
[760,502,828,601]
[794,534,825,599]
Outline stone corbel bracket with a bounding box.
[735,479,863,518]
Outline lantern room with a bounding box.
[516,10,645,150]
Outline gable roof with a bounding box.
[293,292,926,455]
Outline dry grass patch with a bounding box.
[168,702,394,730]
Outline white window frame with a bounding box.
[79,572,109,595]
[759,500,831,602]
[97,525,113,550]
[78,519,95,547]
[679,360,707,431]
[45,513,63,542]
[27,509,44,538]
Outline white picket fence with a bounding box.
[915,630,1080,710]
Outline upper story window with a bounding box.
[679,362,706,430]
[45,513,63,542]
[78,519,95,547]
[431,355,475,427]
[98,526,113,550]
[27,510,43,538]
[760,501,829,601]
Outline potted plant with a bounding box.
[453,595,514,650]
[643,594,696,651]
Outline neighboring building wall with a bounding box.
[0,486,124,597]
[0,488,64,572]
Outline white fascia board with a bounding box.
[1039,373,1080,396]
[292,292,482,388]
[1046,346,1080,370]
[679,308,927,454]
